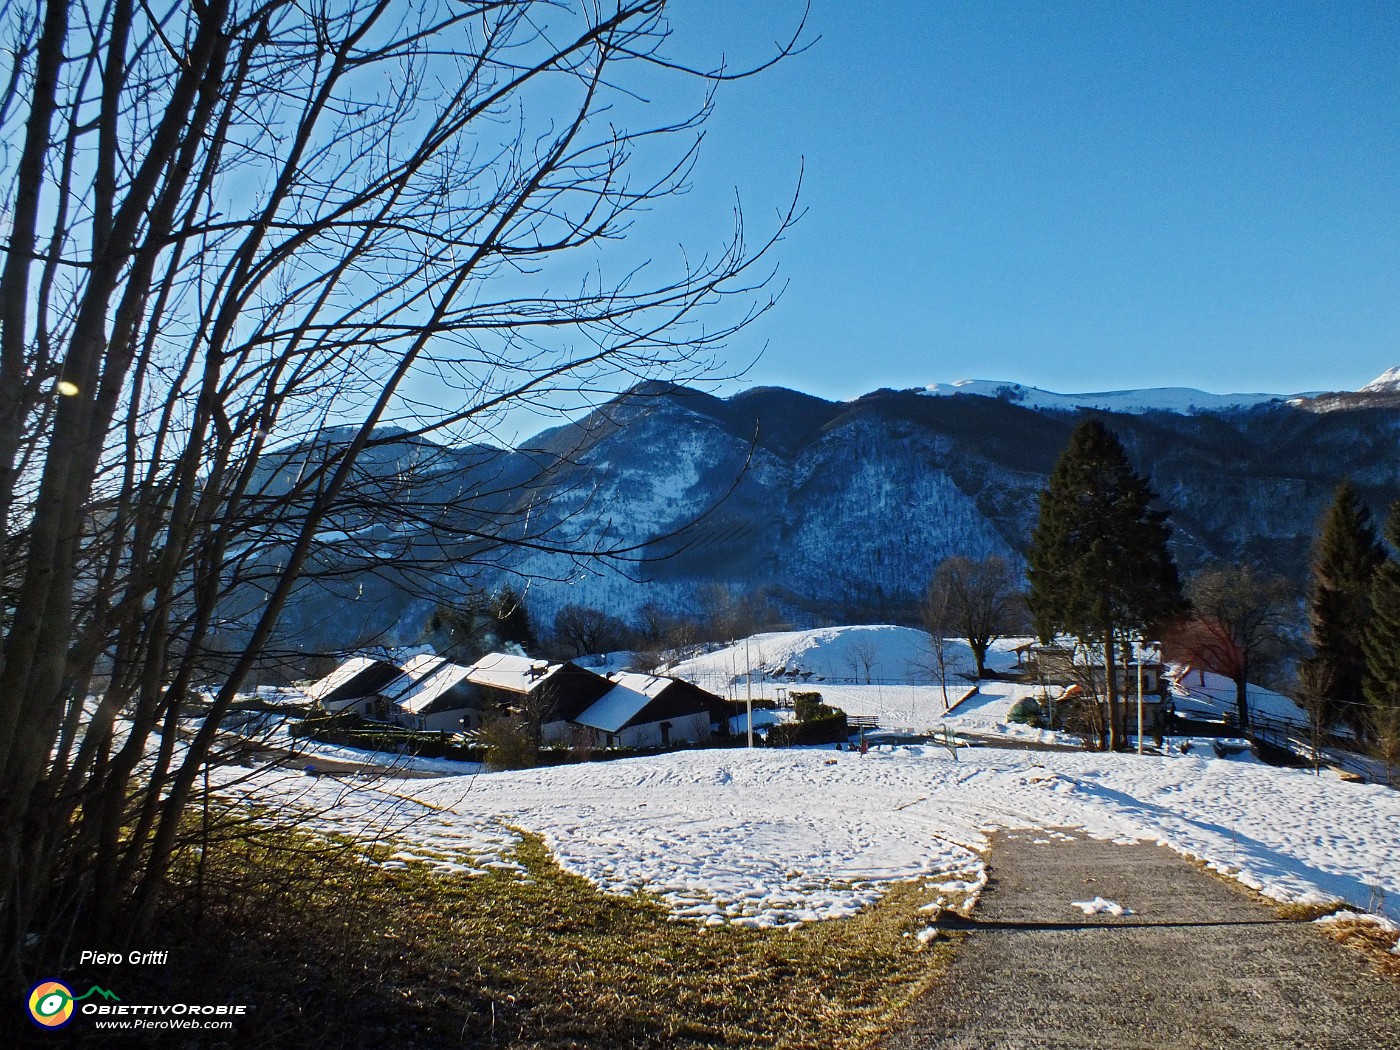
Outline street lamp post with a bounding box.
[1136,642,1145,756]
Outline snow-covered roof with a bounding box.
[606,671,673,699]
[575,683,655,734]
[306,656,408,704]
[306,657,381,701]
[394,656,476,715]
[464,652,559,693]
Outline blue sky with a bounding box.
[656,0,1400,401]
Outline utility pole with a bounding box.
[746,637,754,749]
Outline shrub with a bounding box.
[791,690,827,721]
[477,717,537,771]
[769,710,849,746]
[1006,696,1045,728]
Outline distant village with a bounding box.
[305,651,726,750]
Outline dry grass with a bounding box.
[113,825,962,1048]
[1314,915,1400,978]
[1184,856,1400,982]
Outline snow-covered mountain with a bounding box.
[1361,367,1400,394]
[254,371,1400,651]
[919,379,1310,415]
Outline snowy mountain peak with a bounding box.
[919,379,1292,415]
[1361,367,1400,393]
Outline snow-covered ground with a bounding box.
[667,628,1074,745]
[668,625,971,694]
[213,741,1400,931]
[1168,667,1311,725]
[205,625,1398,938]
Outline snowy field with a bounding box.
[207,624,1398,939]
[213,741,1400,931]
[665,627,1077,745]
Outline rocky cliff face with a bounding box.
[252,378,1400,650]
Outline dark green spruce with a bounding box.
[1362,500,1400,779]
[1304,479,1384,737]
[1027,419,1185,750]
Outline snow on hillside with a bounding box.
[1169,667,1311,725]
[1362,366,1400,393]
[216,743,1400,931]
[919,379,1299,415]
[667,625,1000,695]
[667,627,1060,738]
[211,626,1398,934]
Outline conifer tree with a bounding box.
[1362,501,1400,779]
[491,586,538,652]
[1027,419,1185,749]
[1305,480,1384,736]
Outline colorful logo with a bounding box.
[27,981,74,1028]
[27,981,120,1028]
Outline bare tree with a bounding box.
[1295,659,1338,775]
[929,555,1024,678]
[696,582,780,643]
[848,637,878,684]
[921,576,954,709]
[551,603,629,659]
[1165,562,1297,731]
[0,0,802,979]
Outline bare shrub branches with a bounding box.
[0,0,802,977]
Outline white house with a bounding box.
[305,656,411,716]
[387,654,484,733]
[571,671,713,748]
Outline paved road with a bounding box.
[878,830,1400,1050]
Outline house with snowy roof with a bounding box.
[463,652,615,732]
[571,671,715,748]
[306,654,484,732]
[305,656,412,716]
[388,653,486,733]
[309,650,723,749]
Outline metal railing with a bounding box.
[1246,712,1377,780]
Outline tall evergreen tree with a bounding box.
[1362,501,1400,779]
[1305,480,1384,736]
[1027,419,1185,750]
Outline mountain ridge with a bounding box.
[249,371,1400,652]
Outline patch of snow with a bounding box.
[1315,909,1400,934]
[1167,666,1311,725]
[201,626,1400,933]
[215,739,1400,931]
[1071,896,1132,917]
